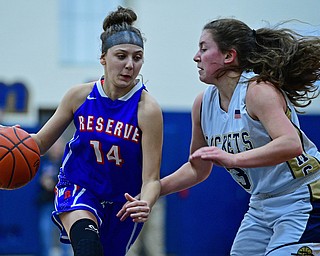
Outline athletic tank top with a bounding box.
[201,72,320,196]
[60,77,144,202]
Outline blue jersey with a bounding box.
[59,77,145,202]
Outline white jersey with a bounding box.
[201,72,320,196]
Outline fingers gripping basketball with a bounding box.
[0,126,40,189]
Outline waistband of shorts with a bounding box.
[253,170,320,200]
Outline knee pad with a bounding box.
[70,218,103,256]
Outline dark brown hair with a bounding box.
[204,18,320,108]
[100,6,143,53]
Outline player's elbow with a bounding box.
[190,159,212,183]
[292,143,303,157]
[287,139,303,159]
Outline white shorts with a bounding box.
[231,183,320,256]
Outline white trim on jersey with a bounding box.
[96,78,143,101]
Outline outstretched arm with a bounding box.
[160,92,212,196]
[31,83,93,155]
[117,91,163,223]
[117,92,212,221]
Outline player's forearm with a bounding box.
[234,137,302,168]
[160,162,198,196]
[140,180,161,209]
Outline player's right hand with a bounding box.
[117,193,150,223]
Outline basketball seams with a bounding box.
[0,129,34,185]
[0,146,15,188]
[20,139,40,154]
[0,129,34,158]
[0,144,15,161]
[13,127,40,155]
[12,127,35,182]
[0,127,40,189]
[0,133,17,147]
[7,150,16,188]
[0,134,17,188]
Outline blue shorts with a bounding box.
[52,179,143,256]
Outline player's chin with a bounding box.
[118,75,134,85]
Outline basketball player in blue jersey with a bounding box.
[118,19,320,255]
[31,6,163,256]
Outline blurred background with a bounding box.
[0,0,319,255]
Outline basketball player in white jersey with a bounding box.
[119,19,320,255]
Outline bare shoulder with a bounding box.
[191,91,204,122]
[139,90,162,115]
[246,80,286,119]
[63,82,95,111]
[138,90,162,128]
[190,91,207,152]
[247,80,280,96]
[66,82,94,99]
[193,91,204,111]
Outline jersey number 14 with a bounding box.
[90,140,124,166]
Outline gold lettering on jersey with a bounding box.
[78,116,140,143]
[206,131,254,153]
[293,245,314,256]
[309,179,320,201]
[287,152,320,178]
[287,119,320,179]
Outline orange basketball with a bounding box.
[0,126,40,189]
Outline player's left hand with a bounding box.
[189,146,236,168]
[116,193,150,223]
